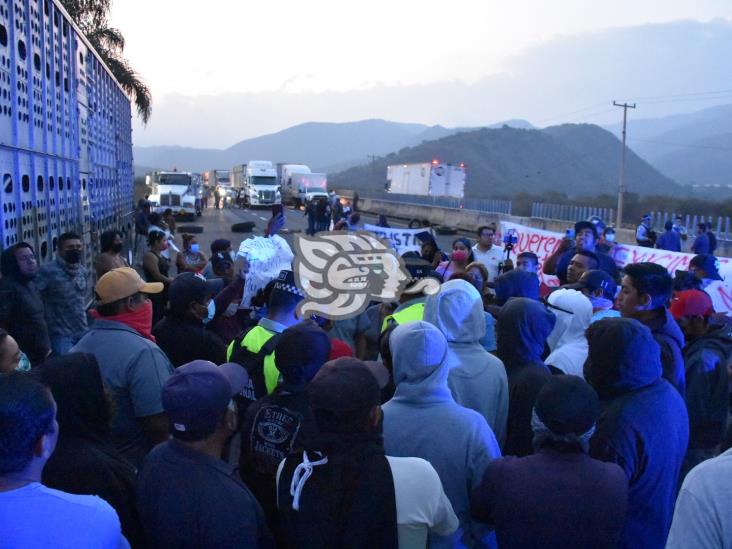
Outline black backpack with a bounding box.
[229,328,284,406]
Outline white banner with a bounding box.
[499,221,732,315]
[362,224,431,255]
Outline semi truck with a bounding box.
[147,171,199,216]
[206,169,235,205]
[233,161,281,207]
[278,164,328,206]
[386,161,466,199]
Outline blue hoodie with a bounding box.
[586,318,689,549]
[383,322,501,549]
[424,279,509,445]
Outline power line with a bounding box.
[618,88,732,102]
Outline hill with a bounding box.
[329,124,683,198]
[652,132,732,186]
[132,118,533,174]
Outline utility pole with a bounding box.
[613,101,636,229]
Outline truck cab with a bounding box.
[148,171,198,215]
[284,172,328,207]
[242,161,281,207]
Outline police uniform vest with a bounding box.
[380,302,425,333]
[227,324,282,398]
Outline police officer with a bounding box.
[381,255,442,332]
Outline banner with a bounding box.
[362,224,431,255]
[499,221,732,315]
[237,234,294,307]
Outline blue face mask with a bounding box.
[203,300,215,324]
[16,351,31,372]
[190,243,200,254]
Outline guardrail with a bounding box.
[648,212,731,241]
[352,191,512,215]
[531,202,615,224]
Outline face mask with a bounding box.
[161,240,169,251]
[224,302,239,317]
[451,250,468,262]
[111,243,123,254]
[16,351,31,372]
[63,249,81,264]
[203,300,215,324]
[605,233,616,243]
[229,251,236,262]
[190,243,200,254]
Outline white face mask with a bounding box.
[223,302,239,317]
[605,233,616,243]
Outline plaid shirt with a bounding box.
[35,258,89,337]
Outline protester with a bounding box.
[207,260,253,344]
[0,242,50,365]
[134,199,151,266]
[543,220,618,284]
[515,251,552,298]
[670,290,732,472]
[462,262,497,351]
[586,318,689,549]
[39,353,142,547]
[226,270,304,401]
[35,232,89,355]
[596,226,617,254]
[315,196,331,232]
[377,214,390,227]
[565,250,599,284]
[471,225,504,284]
[691,222,711,254]
[137,360,272,548]
[617,262,686,395]
[471,376,628,549]
[95,230,129,279]
[143,231,174,325]
[0,373,126,548]
[438,238,474,281]
[381,256,439,332]
[334,211,363,231]
[304,199,317,235]
[673,215,688,242]
[161,208,177,236]
[0,329,25,373]
[566,269,621,323]
[201,238,232,279]
[492,269,540,308]
[424,279,508,444]
[239,322,331,531]
[636,213,656,247]
[656,220,682,252]
[674,269,703,292]
[279,356,459,549]
[176,233,207,275]
[214,185,221,209]
[707,221,718,254]
[72,267,174,467]
[666,448,732,549]
[544,289,593,377]
[153,272,227,367]
[689,253,723,289]
[418,232,448,269]
[382,322,499,548]
[496,297,558,457]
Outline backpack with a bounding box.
[229,328,284,405]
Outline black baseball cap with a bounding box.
[275,322,331,386]
[535,376,599,436]
[565,269,617,300]
[168,272,221,313]
[689,254,722,281]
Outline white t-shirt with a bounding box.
[277,455,458,549]
[0,482,127,549]
[666,448,732,549]
[471,244,505,283]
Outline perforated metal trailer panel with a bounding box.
[0,0,133,272]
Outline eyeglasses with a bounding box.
[16,255,37,264]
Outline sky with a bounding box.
[108,1,732,148]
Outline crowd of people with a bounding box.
[1,207,732,549]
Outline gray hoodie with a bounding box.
[383,321,501,549]
[424,279,509,444]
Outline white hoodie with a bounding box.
[545,289,593,378]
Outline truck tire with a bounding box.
[231,222,256,233]
[421,219,431,227]
[178,225,204,234]
[408,218,422,229]
[176,213,195,223]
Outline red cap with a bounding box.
[329,339,354,360]
[670,290,714,320]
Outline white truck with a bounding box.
[235,161,281,207]
[279,164,329,206]
[386,161,466,198]
[147,171,199,215]
[207,169,235,205]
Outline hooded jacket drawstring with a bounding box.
[289,451,328,510]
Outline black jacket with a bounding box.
[0,248,50,364]
[644,308,686,396]
[586,318,689,549]
[152,314,227,367]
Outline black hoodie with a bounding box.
[496,297,558,457]
[0,244,50,364]
[586,318,689,549]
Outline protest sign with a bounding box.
[362,224,431,255]
[499,221,732,315]
[237,234,294,307]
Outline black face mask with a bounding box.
[111,243,123,254]
[63,249,81,264]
